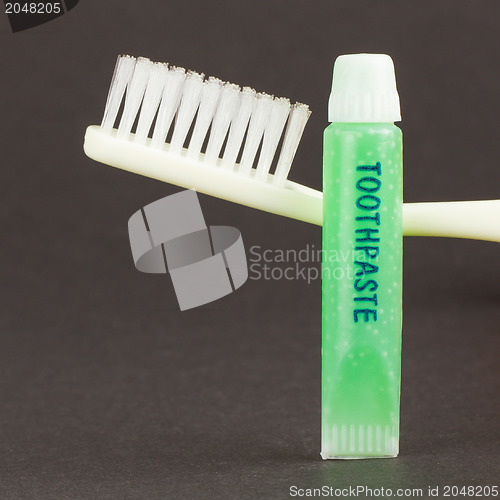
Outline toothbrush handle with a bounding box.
[85,125,499,242]
[301,189,500,242]
[402,200,500,242]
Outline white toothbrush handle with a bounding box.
[298,188,500,241]
[402,200,500,242]
[300,187,500,242]
[84,127,500,242]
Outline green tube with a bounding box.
[321,54,403,459]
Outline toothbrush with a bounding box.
[84,55,500,243]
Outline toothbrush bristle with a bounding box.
[101,55,311,184]
[134,62,168,144]
[221,87,256,169]
[151,66,186,149]
[117,57,153,139]
[187,77,223,158]
[169,71,205,154]
[255,97,291,180]
[204,82,240,164]
[273,103,311,186]
[101,55,135,131]
[238,93,274,175]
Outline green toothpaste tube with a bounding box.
[321,54,403,459]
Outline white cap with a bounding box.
[328,53,401,123]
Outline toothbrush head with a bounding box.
[84,55,321,226]
[98,54,311,187]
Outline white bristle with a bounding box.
[117,57,153,139]
[273,103,311,186]
[238,93,274,175]
[255,97,291,180]
[98,55,311,188]
[134,62,168,144]
[221,87,256,169]
[101,55,136,131]
[151,67,186,149]
[169,71,205,154]
[187,77,223,158]
[204,83,240,164]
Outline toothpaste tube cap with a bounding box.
[328,53,401,123]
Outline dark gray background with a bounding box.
[0,1,499,498]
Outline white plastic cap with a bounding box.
[328,53,401,123]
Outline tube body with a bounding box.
[321,122,403,459]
